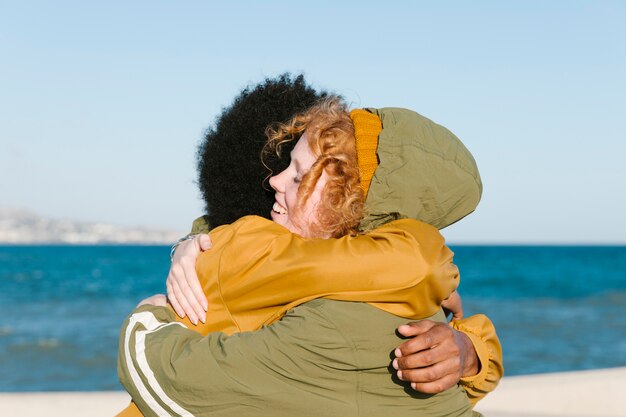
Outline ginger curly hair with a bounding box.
[265,97,364,238]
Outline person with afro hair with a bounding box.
[116,74,502,417]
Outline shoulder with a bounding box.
[212,215,280,232]
[366,219,447,260]
[374,218,442,238]
[207,215,291,246]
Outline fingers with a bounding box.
[402,360,461,394]
[166,277,186,318]
[396,319,436,337]
[452,293,464,319]
[197,234,213,251]
[169,276,200,324]
[167,241,208,324]
[441,290,464,319]
[394,336,459,371]
[393,338,462,394]
[392,320,470,393]
[179,254,208,315]
[152,294,167,307]
[442,304,464,321]
[137,294,167,308]
[395,320,446,357]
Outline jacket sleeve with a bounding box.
[198,216,460,329]
[452,314,504,404]
[118,304,357,417]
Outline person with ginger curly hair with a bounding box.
[118,80,502,417]
[264,97,365,239]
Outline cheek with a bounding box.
[301,186,324,220]
[285,183,300,208]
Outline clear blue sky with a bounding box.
[1,1,624,243]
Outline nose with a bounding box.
[269,168,287,192]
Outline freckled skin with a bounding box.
[269,135,328,238]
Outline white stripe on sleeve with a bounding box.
[123,311,195,417]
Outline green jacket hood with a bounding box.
[359,107,482,231]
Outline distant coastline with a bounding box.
[2,207,624,246]
[0,207,183,244]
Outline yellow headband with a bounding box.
[350,109,382,198]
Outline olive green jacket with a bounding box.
[120,300,485,417]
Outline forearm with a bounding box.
[119,304,257,416]
[118,301,353,417]
[118,305,193,417]
[452,314,504,404]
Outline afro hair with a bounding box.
[197,73,326,228]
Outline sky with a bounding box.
[1,1,625,244]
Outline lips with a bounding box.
[272,202,288,215]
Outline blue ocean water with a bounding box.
[0,245,625,392]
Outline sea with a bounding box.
[1,245,625,392]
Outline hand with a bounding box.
[392,320,479,394]
[441,290,463,320]
[166,234,212,324]
[137,294,167,308]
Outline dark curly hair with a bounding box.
[197,74,326,228]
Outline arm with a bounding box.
[118,303,356,417]
[197,216,459,332]
[169,215,459,328]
